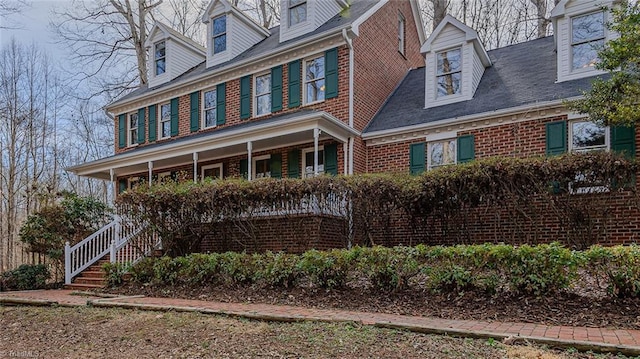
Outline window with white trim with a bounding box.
[127,176,142,190]
[302,147,324,178]
[427,139,456,169]
[202,88,217,128]
[288,0,307,27]
[155,41,166,75]
[201,163,223,180]
[254,72,271,116]
[569,119,610,193]
[398,12,405,55]
[571,11,605,70]
[436,48,462,97]
[128,112,138,146]
[159,103,171,139]
[212,15,227,54]
[253,154,271,179]
[304,55,325,104]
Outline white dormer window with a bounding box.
[398,12,406,55]
[212,15,227,54]
[288,0,307,27]
[304,55,325,104]
[436,48,462,97]
[203,88,217,128]
[255,72,271,116]
[159,103,171,139]
[571,11,605,70]
[154,41,166,75]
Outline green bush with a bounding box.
[297,249,353,288]
[102,262,130,287]
[254,252,301,288]
[1,264,50,291]
[358,246,421,291]
[584,245,640,298]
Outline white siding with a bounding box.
[314,0,343,29]
[230,16,265,60]
[430,24,466,51]
[169,41,205,79]
[148,31,169,88]
[471,46,485,94]
[279,0,342,43]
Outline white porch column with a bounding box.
[247,141,253,181]
[348,137,354,175]
[313,128,320,175]
[343,141,348,175]
[193,152,199,183]
[147,161,153,187]
[109,168,115,205]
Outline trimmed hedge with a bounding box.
[106,243,640,299]
[0,264,50,291]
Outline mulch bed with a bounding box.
[105,283,640,330]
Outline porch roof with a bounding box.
[67,110,359,180]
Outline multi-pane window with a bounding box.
[398,12,405,55]
[305,56,325,104]
[159,103,171,139]
[570,120,608,152]
[128,113,138,146]
[254,156,271,179]
[436,48,462,97]
[428,139,456,169]
[155,41,166,75]
[571,12,605,70]
[203,89,217,128]
[255,73,271,116]
[289,0,307,26]
[212,15,227,54]
[303,149,324,178]
[202,163,223,180]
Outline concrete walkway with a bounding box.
[2,289,640,356]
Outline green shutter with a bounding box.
[148,105,157,142]
[190,91,200,132]
[457,135,475,163]
[118,179,127,194]
[611,125,636,159]
[325,48,339,99]
[271,65,283,112]
[118,114,126,148]
[216,83,226,125]
[240,76,251,119]
[545,121,566,156]
[288,150,300,178]
[409,143,425,175]
[288,60,301,108]
[170,97,179,136]
[137,108,145,144]
[239,159,248,180]
[270,154,282,179]
[324,143,338,175]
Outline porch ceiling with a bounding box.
[67,110,359,180]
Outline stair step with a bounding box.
[80,270,106,278]
[74,277,106,285]
[64,283,105,290]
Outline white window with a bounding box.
[398,12,405,55]
[212,15,227,54]
[304,55,325,104]
[302,147,324,178]
[253,154,271,179]
[156,171,171,184]
[428,139,456,169]
[571,11,605,70]
[288,0,307,27]
[159,103,171,139]
[202,89,217,128]
[154,41,166,76]
[436,48,462,97]
[569,119,610,194]
[127,176,142,190]
[128,112,138,146]
[254,73,271,116]
[201,163,223,180]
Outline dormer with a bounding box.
[279,0,349,43]
[551,0,617,83]
[420,15,491,109]
[202,0,270,68]
[145,22,206,88]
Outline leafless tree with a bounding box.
[0,0,29,29]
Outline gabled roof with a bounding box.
[364,36,605,135]
[145,21,206,54]
[109,0,381,110]
[202,0,270,37]
[421,14,491,67]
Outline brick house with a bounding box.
[65,0,637,286]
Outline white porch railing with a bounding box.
[64,215,152,285]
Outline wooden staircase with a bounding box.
[64,257,109,291]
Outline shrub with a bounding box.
[103,262,130,287]
[254,252,301,288]
[297,249,353,288]
[1,264,50,291]
[357,246,421,291]
[584,245,640,298]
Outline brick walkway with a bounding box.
[2,290,640,355]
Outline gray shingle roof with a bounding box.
[112,0,380,106]
[363,36,604,134]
